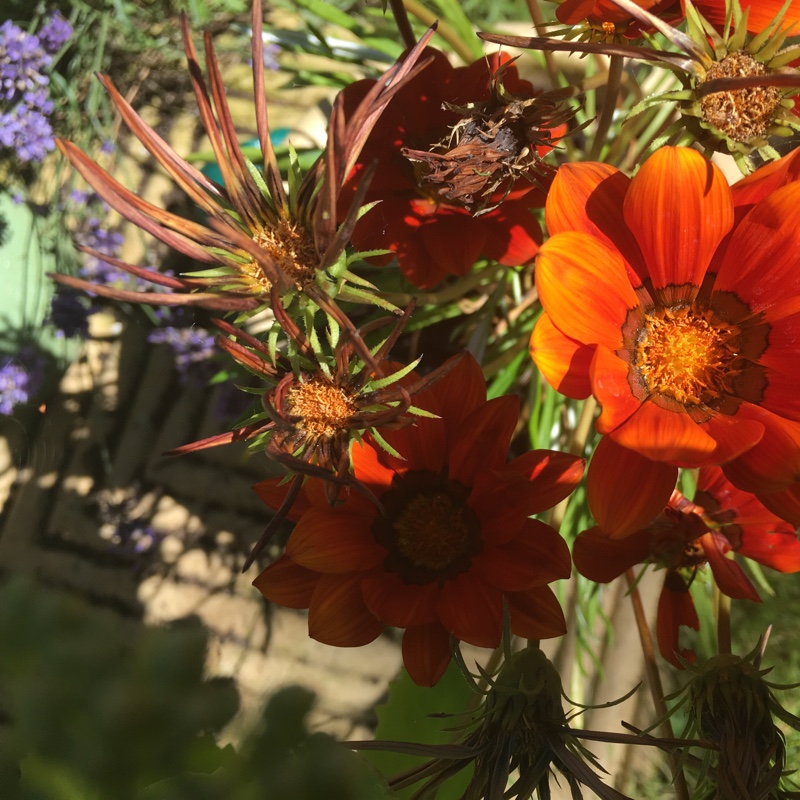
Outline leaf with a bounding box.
[363,662,476,799]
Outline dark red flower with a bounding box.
[573,467,800,667]
[253,354,583,686]
[555,0,683,40]
[339,50,567,289]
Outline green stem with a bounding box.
[625,570,690,800]
[403,0,476,64]
[717,585,731,656]
[588,55,624,161]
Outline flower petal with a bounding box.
[624,147,732,301]
[714,183,800,320]
[758,483,800,528]
[286,510,384,573]
[530,313,594,399]
[253,556,320,608]
[507,585,567,640]
[481,200,543,266]
[474,519,571,591]
[610,399,718,464]
[437,572,503,648]
[536,232,639,350]
[448,395,519,484]
[361,573,440,627]
[308,574,384,647]
[506,449,586,514]
[402,621,452,687]
[657,574,699,668]
[592,344,642,435]
[572,526,653,583]
[703,533,760,602]
[587,436,677,538]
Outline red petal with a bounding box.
[506,449,586,514]
[402,621,452,687]
[481,200,543,266]
[286,510,384,573]
[448,395,519,484]
[437,572,503,648]
[530,314,594,399]
[507,585,567,640]
[537,232,638,350]
[253,556,319,608]
[474,519,571,590]
[694,412,764,467]
[308,574,384,647]
[419,205,485,281]
[361,573,440,627]
[739,522,800,572]
[703,533,760,601]
[657,576,699,668]
[758,483,800,527]
[427,352,487,439]
[587,437,677,538]
[623,147,732,301]
[722,403,800,494]
[253,477,313,520]
[572,526,653,583]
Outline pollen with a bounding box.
[247,220,318,292]
[699,52,782,143]
[392,490,478,572]
[285,377,357,440]
[634,307,740,407]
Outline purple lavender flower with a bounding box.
[75,216,125,282]
[148,325,217,379]
[3,103,54,161]
[0,20,50,101]
[37,11,72,55]
[48,288,92,339]
[0,352,42,415]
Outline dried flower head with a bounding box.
[402,62,573,214]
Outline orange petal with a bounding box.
[253,477,313,520]
[592,344,642,435]
[437,572,503,648]
[474,519,571,591]
[536,232,639,349]
[657,575,699,668]
[545,161,646,284]
[529,314,593,400]
[572,526,653,583]
[714,183,800,320]
[623,147,732,300]
[587,437,677,538]
[694,0,800,33]
[308,574,384,647]
[286,510,384,573]
[692,412,764,468]
[507,585,567,640]
[361,573,439,627]
[428,351,487,439]
[731,146,800,210]
[506,449,586,514]
[253,556,319,608]
[610,399,718,463]
[351,437,402,490]
[402,621,452,687]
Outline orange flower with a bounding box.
[531,147,800,532]
[253,355,583,686]
[691,0,800,32]
[555,0,683,40]
[573,467,800,666]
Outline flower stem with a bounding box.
[716,584,732,656]
[625,569,690,800]
[389,0,417,50]
[588,55,624,160]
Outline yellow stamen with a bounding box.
[286,377,357,440]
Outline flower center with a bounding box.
[248,220,318,292]
[372,471,482,584]
[285,377,357,440]
[699,52,782,143]
[634,307,739,406]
